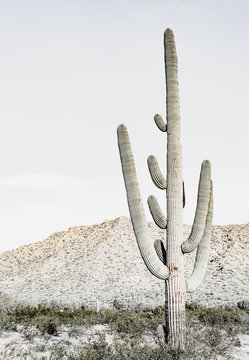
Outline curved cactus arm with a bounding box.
[117,124,169,280]
[147,195,167,229]
[181,160,211,254]
[186,180,213,292]
[154,114,167,132]
[154,239,167,264]
[147,155,167,190]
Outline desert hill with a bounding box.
[0,217,248,310]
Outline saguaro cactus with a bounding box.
[117,29,213,350]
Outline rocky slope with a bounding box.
[0,217,248,310]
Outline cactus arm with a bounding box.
[154,114,167,132]
[117,124,169,280]
[181,160,211,254]
[154,239,167,264]
[186,180,213,292]
[147,155,167,190]
[147,195,167,229]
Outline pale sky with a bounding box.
[0,0,249,252]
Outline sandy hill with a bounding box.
[0,217,248,310]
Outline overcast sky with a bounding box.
[0,0,249,252]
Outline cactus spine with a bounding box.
[117,29,213,350]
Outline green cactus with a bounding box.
[117,28,213,350]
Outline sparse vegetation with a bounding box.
[0,302,247,359]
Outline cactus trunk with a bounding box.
[164,28,186,349]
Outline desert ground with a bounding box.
[0,217,247,359]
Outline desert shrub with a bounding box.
[0,304,99,330]
[36,317,58,335]
[112,298,123,311]
[205,327,224,348]
[85,333,113,360]
[237,300,249,311]
[111,312,146,336]
[97,307,164,337]
[186,301,249,330]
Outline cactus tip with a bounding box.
[164,28,173,34]
[117,124,128,135]
[117,123,126,130]
[164,28,174,39]
[201,159,211,171]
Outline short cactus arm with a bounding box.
[181,160,211,254]
[147,195,167,229]
[117,124,169,280]
[147,155,167,190]
[154,114,167,132]
[154,239,167,264]
[186,180,213,292]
